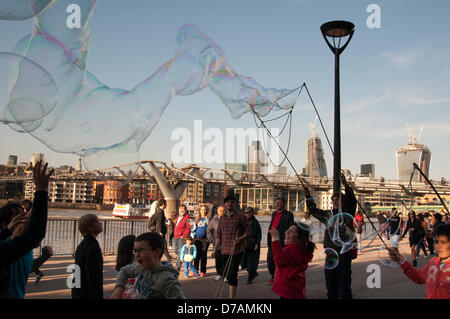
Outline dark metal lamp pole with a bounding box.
[320,20,355,195]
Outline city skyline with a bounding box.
[1,0,449,180]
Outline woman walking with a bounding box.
[193,205,210,277]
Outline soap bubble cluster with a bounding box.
[0,0,301,184]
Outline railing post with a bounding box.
[103,220,107,256]
[131,221,134,235]
[72,220,77,256]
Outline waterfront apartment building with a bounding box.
[128,181,163,205]
[96,181,129,205]
[25,180,94,203]
[231,186,333,213]
[0,180,24,200]
[180,180,204,205]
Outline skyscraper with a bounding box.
[248,141,267,174]
[30,153,44,166]
[361,164,375,177]
[396,134,431,182]
[7,155,18,166]
[305,122,327,178]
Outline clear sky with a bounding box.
[0,0,449,180]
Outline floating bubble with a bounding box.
[340,242,355,255]
[0,52,57,128]
[298,198,315,212]
[1,1,301,183]
[81,138,140,188]
[0,0,56,20]
[324,248,339,270]
[378,244,400,268]
[295,221,311,233]
[327,213,356,246]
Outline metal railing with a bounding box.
[34,217,381,257]
[35,217,149,256]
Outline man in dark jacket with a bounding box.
[148,200,171,262]
[266,197,294,284]
[241,207,261,284]
[72,214,103,299]
[305,173,357,299]
[0,160,53,299]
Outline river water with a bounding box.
[45,209,381,255]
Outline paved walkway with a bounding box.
[25,238,427,299]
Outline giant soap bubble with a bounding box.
[0,0,57,20]
[0,52,57,133]
[0,0,301,184]
[327,212,356,247]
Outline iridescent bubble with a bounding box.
[0,52,57,131]
[1,1,301,186]
[324,248,339,270]
[0,0,56,20]
[327,213,356,246]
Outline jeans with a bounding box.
[324,253,352,299]
[184,262,199,277]
[193,238,209,274]
[222,253,243,286]
[214,248,224,276]
[174,237,185,269]
[240,248,260,276]
[416,236,428,257]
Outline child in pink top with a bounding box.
[389,224,450,299]
[269,222,315,299]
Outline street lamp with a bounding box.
[320,20,355,195]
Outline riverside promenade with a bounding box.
[24,238,426,299]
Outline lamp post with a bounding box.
[320,20,355,195]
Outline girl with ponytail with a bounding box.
[268,222,315,299]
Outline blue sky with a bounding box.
[1,0,449,180]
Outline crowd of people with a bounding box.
[1,162,449,299]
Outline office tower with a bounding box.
[305,121,327,178]
[248,141,267,174]
[30,153,44,166]
[7,155,18,166]
[361,164,375,177]
[396,133,431,182]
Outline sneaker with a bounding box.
[200,273,206,278]
[412,259,417,267]
[267,278,273,285]
[214,275,222,281]
[224,278,228,283]
[34,272,44,284]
